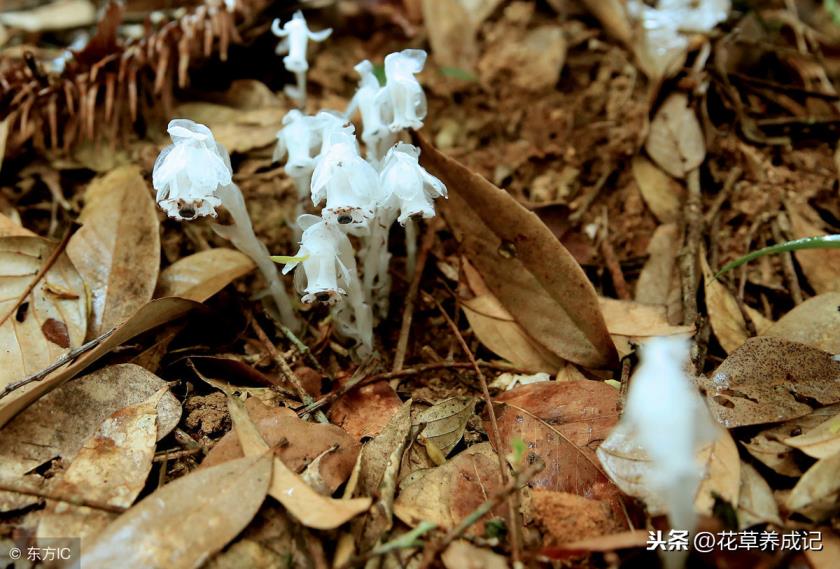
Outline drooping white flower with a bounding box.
[274,109,321,177]
[271,10,332,72]
[345,60,394,162]
[312,110,357,157]
[382,49,428,132]
[598,336,717,544]
[152,119,231,220]
[379,142,446,225]
[272,10,331,106]
[310,131,381,226]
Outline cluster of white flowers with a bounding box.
[153,12,445,356]
[272,15,446,354]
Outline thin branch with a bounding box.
[0,478,126,514]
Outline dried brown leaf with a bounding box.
[416,396,476,457]
[635,223,680,307]
[631,156,685,223]
[67,165,160,339]
[0,297,198,427]
[36,388,165,542]
[737,462,781,529]
[787,452,840,521]
[599,297,693,337]
[787,203,840,294]
[783,410,840,459]
[645,93,705,179]
[81,453,272,569]
[698,337,840,428]
[762,292,840,353]
[0,236,87,391]
[442,540,509,569]
[328,380,403,440]
[418,135,617,369]
[155,248,255,302]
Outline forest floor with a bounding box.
[2,0,840,568]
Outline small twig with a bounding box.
[0,478,126,514]
[679,168,703,329]
[424,292,522,565]
[277,321,328,377]
[0,327,117,401]
[599,208,630,300]
[0,223,77,328]
[772,215,803,305]
[417,458,545,568]
[393,219,439,373]
[153,445,211,462]
[569,169,611,224]
[250,318,329,424]
[342,521,438,568]
[299,360,527,416]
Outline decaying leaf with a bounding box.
[0,297,198,427]
[742,404,840,477]
[599,297,693,337]
[461,258,565,373]
[530,490,626,546]
[645,93,705,179]
[736,462,782,529]
[415,396,476,457]
[227,396,371,530]
[328,379,403,440]
[442,540,509,569]
[761,292,840,353]
[66,165,160,338]
[631,155,685,223]
[786,202,840,294]
[784,410,840,459]
[155,248,255,302]
[421,0,480,71]
[202,397,359,494]
[0,212,34,237]
[786,451,840,521]
[394,442,505,535]
[697,337,840,428]
[478,25,567,92]
[174,103,285,154]
[81,453,272,569]
[418,135,617,369]
[37,389,166,542]
[0,364,180,479]
[701,252,772,354]
[635,223,680,308]
[0,236,87,391]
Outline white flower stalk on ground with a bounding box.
[154,119,299,330]
[310,130,381,226]
[152,119,231,220]
[271,10,332,107]
[281,215,373,352]
[382,49,428,132]
[345,59,395,164]
[598,336,717,568]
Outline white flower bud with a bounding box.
[282,215,353,304]
[311,133,381,226]
[152,119,231,221]
[379,142,446,225]
[274,109,321,176]
[346,60,394,161]
[271,10,332,73]
[382,49,428,132]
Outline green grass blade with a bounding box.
[715,234,840,278]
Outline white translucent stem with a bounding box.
[361,209,395,318]
[404,217,418,281]
[212,184,299,331]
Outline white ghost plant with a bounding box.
[154,119,299,331]
[282,215,373,352]
[597,336,718,569]
[382,49,428,132]
[271,10,332,107]
[345,59,394,164]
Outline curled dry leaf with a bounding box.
[394,442,506,535]
[0,297,198,427]
[81,453,273,569]
[202,397,359,494]
[742,404,840,477]
[599,297,693,337]
[418,135,617,369]
[461,258,565,373]
[631,155,685,223]
[786,452,840,521]
[645,93,705,179]
[227,396,371,530]
[698,337,840,428]
[701,251,772,354]
[0,364,180,479]
[37,389,166,542]
[67,165,160,339]
[415,396,476,457]
[0,236,87,391]
[737,462,781,529]
[783,410,840,459]
[761,293,840,353]
[155,248,255,302]
[597,424,739,518]
[786,202,840,294]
